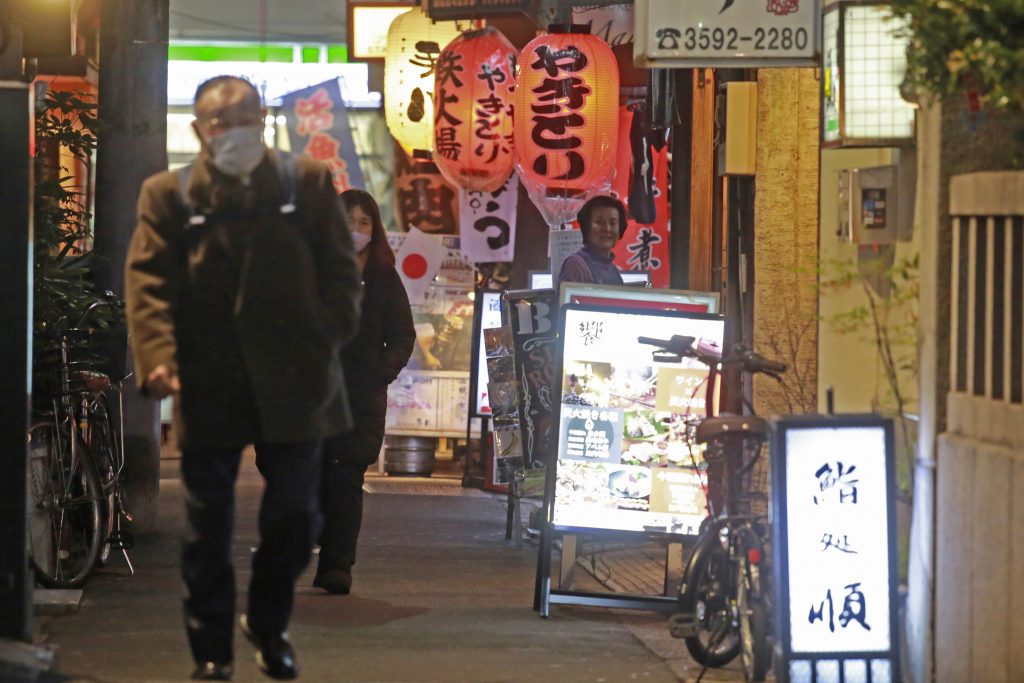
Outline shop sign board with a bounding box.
[634,0,821,68]
[471,290,504,417]
[425,0,528,20]
[771,414,899,683]
[550,305,725,536]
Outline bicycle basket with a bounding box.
[36,325,129,398]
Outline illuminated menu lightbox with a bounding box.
[552,305,725,536]
[771,415,899,683]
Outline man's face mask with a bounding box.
[204,125,265,178]
[350,231,372,253]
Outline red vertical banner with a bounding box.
[613,132,671,288]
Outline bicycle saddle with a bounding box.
[695,415,770,443]
[73,370,111,393]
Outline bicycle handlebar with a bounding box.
[638,335,787,376]
[75,290,125,328]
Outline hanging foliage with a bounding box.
[888,0,1024,109]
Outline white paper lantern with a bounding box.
[384,8,461,156]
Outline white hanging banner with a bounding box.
[458,174,518,263]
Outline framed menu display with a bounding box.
[535,303,726,616]
[550,305,726,535]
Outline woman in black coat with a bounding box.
[315,189,416,594]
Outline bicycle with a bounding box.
[27,292,134,588]
[638,334,785,683]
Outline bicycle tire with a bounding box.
[737,558,771,682]
[678,536,740,666]
[85,394,119,563]
[27,423,104,588]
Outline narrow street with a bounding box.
[36,453,745,683]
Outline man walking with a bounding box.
[125,76,361,681]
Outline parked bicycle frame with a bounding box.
[639,334,785,683]
[27,292,134,588]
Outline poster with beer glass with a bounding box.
[549,304,726,537]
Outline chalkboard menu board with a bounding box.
[502,289,558,470]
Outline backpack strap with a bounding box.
[176,162,207,227]
[274,151,298,216]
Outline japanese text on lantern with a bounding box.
[473,57,514,164]
[434,49,464,160]
[294,87,350,193]
[529,44,590,182]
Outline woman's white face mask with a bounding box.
[205,125,265,177]
[350,231,372,253]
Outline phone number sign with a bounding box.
[634,0,821,68]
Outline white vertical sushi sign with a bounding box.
[771,415,900,683]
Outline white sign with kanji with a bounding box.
[458,174,518,263]
[784,425,892,654]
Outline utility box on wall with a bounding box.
[837,165,898,245]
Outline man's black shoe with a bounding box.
[240,615,299,680]
[191,661,233,680]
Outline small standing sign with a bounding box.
[771,414,899,683]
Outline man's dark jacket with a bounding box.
[125,149,361,449]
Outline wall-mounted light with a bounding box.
[822,1,915,147]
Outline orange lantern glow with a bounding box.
[513,25,620,228]
[433,27,518,193]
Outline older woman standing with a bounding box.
[557,195,627,286]
[315,189,416,595]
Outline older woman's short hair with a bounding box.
[578,195,628,241]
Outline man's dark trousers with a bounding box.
[180,441,322,663]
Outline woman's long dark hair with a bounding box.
[340,189,395,268]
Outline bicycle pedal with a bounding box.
[669,612,700,639]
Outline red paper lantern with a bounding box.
[513,25,620,227]
[433,27,518,193]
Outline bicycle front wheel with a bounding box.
[737,561,770,683]
[678,538,740,666]
[27,423,103,588]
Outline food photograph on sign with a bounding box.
[553,307,725,535]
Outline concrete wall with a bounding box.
[752,68,820,415]
[935,396,1024,683]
